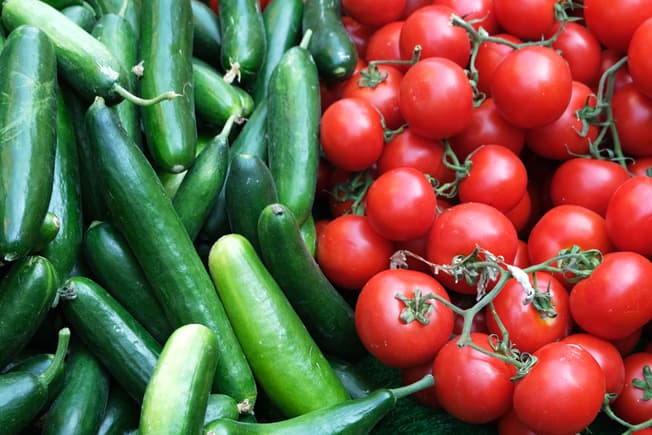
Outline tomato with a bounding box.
[474,33,521,97]
[458,144,528,213]
[355,269,454,367]
[549,158,630,217]
[493,0,557,40]
[400,359,439,409]
[612,83,652,157]
[599,48,633,94]
[433,332,516,424]
[325,167,369,217]
[629,156,652,176]
[513,240,530,269]
[570,251,652,340]
[561,333,626,398]
[394,233,434,274]
[450,292,489,335]
[426,202,519,294]
[513,342,606,435]
[491,46,573,129]
[606,175,652,257]
[433,0,499,34]
[584,0,652,53]
[448,98,525,160]
[365,167,438,241]
[316,214,395,290]
[503,189,532,235]
[341,65,404,129]
[548,21,602,87]
[497,409,538,435]
[399,57,474,140]
[398,5,471,68]
[611,328,644,357]
[319,97,385,171]
[365,21,405,70]
[612,352,652,424]
[342,16,375,60]
[629,18,652,98]
[401,0,432,18]
[342,0,406,28]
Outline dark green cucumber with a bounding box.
[202,375,434,435]
[327,357,376,400]
[266,33,321,226]
[140,0,197,173]
[302,0,358,82]
[41,91,84,284]
[173,116,235,241]
[86,0,142,40]
[226,153,279,254]
[208,234,349,418]
[97,384,140,435]
[0,25,57,262]
[85,97,256,405]
[204,394,241,426]
[92,13,143,149]
[0,256,58,369]
[58,276,162,403]
[3,353,66,403]
[192,0,222,67]
[140,324,219,435]
[42,342,110,435]
[218,0,266,84]
[61,4,97,31]
[257,203,364,360]
[158,134,213,199]
[41,0,85,9]
[300,214,317,257]
[251,0,304,104]
[82,221,174,343]
[33,212,61,255]
[0,329,70,434]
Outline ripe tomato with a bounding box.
[612,83,652,157]
[548,21,602,87]
[497,409,538,435]
[629,156,652,176]
[355,269,454,368]
[342,0,406,28]
[584,0,652,53]
[474,33,522,97]
[513,342,606,435]
[491,46,573,129]
[433,332,516,424]
[401,0,432,18]
[365,21,405,69]
[513,239,530,269]
[319,97,385,171]
[400,359,439,408]
[611,328,643,357]
[365,167,438,241]
[503,189,532,235]
[606,175,652,257]
[342,16,375,60]
[570,251,652,340]
[493,0,558,40]
[399,57,473,140]
[599,48,633,94]
[612,352,652,424]
[316,214,394,290]
[433,0,499,34]
[628,17,652,98]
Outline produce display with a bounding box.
[1,0,652,434]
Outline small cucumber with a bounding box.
[204,394,241,426]
[87,0,141,39]
[3,353,66,404]
[61,4,97,31]
[192,0,222,67]
[97,383,140,435]
[33,212,61,255]
[193,57,248,128]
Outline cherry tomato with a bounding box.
[342,0,406,28]
[612,83,652,157]
[612,352,652,424]
[628,18,652,98]
[493,0,557,40]
[355,269,454,367]
[365,21,405,70]
[584,0,652,53]
[433,0,499,34]
[606,175,652,257]
[548,21,602,87]
[400,359,439,409]
[474,33,522,97]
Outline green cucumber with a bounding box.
[86,0,141,39]
[266,32,321,226]
[97,384,140,435]
[300,214,317,257]
[140,0,197,172]
[0,25,57,262]
[192,0,222,67]
[208,234,349,418]
[204,394,241,426]
[3,353,66,404]
[0,256,58,369]
[257,203,365,360]
[327,357,376,400]
[42,343,110,435]
[61,4,97,31]
[82,221,174,343]
[58,276,161,403]
[193,57,248,128]
[33,212,62,255]
[140,324,219,435]
[158,134,213,199]
[85,96,257,405]
[41,0,85,9]
[302,0,358,82]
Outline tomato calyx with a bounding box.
[632,365,652,401]
[329,170,374,215]
[602,386,652,434]
[528,277,558,319]
[395,288,438,324]
[431,140,471,199]
[551,245,604,284]
[357,45,422,90]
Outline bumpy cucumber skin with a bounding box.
[87,0,142,39]
[193,58,246,128]
[191,0,222,66]
[97,384,140,435]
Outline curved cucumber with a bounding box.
[192,0,222,67]
[97,383,140,435]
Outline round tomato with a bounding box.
[584,0,652,53]
[474,33,522,97]
[433,0,499,34]
[513,239,531,269]
[355,269,454,367]
[491,46,573,129]
[611,328,644,357]
[400,359,439,409]
[342,0,406,27]
[628,156,652,176]
[497,409,538,435]
[612,83,652,157]
[342,16,375,60]
[612,352,652,424]
[570,251,652,340]
[399,57,473,140]
[548,21,602,87]
[401,0,432,18]
[433,332,516,424]
[606,175,652,256]
[365,21,405,69]
[629,17,652,98]
[493,0,558,40]
[599,48,633,94]
[503,189,532,235]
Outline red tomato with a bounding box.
[612,352,652,424]
[458,144,528,213]
[599,48,633,94]
[512,239,530,269]
[493,0,557,40]
[400,359,439,409]
[365,21,404,69]
[606,176,652,257]
[629,18,652,98]
[491,46,573,129]
[562,333,626,398]
[399,57,473,140]
[612,83,652,157]
[316,214,394,290]
[325,167,369,217]
[548,21,602,87]
[433,0,499,34]
[342,0,406,27]
[503,189,532,235]
[513,342,606,435]
[342,16,375,60]
[584,0,652,53]
[401,0,432,18]
[450,292,489,335]
[426,202,519,294]
[355,269,454,367]
[398,5,471,68]
[365,167,438,241]
[433,332,516,423]
[497,409,538,435]
[319,97,385,171]
[570,251,652,340]
[549,158,630,217]
[474,33,521,97]
[629,156,652,176]
[611,328,644,357]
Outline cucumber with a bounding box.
[300,214,317,257]
[97,384,140,435]
[158,134,213,199]
[3,353,66,404]
[193,57,248,128]
[85,96,257,405]
[41,0,85,9]
[33,212,61,255]
[140,324,219,435]
[192,0,222,67]
[86,0,142,40]
[0,25,57,262]
[266,32,321,226]
[61,4,97,31]
[208,234,349,418]
[204,394,241,426]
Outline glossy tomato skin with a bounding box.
[493,0,557,40]
[433,0,499,34]
[513,342,606,435]
[491,46,573,129]
[342,16,375,60]
[612,352,652,424]
[401,0,432,18]
[399,57,474,140]
[612,83,652,157]
[513,239,530,269]
[629,156,652,176]
[342,0,406,28]
[433,332,516,424]
[497,409,538,435]
[355,269,454,368]
[599,48,633,94]
[628,17,652,98]
[475,34,521,97]
[584,0,652,53]
[316,214,395,290]
[548,21,602,87]
[606,176,652,257]
[570,251,652,340]
[365,21,404,68]
[503,189,532,235]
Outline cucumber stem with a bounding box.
[388,374,434,400]
[39,328,70,386]
[300,29,313,50]
[112,83,180,107]
[218,114,238,140]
